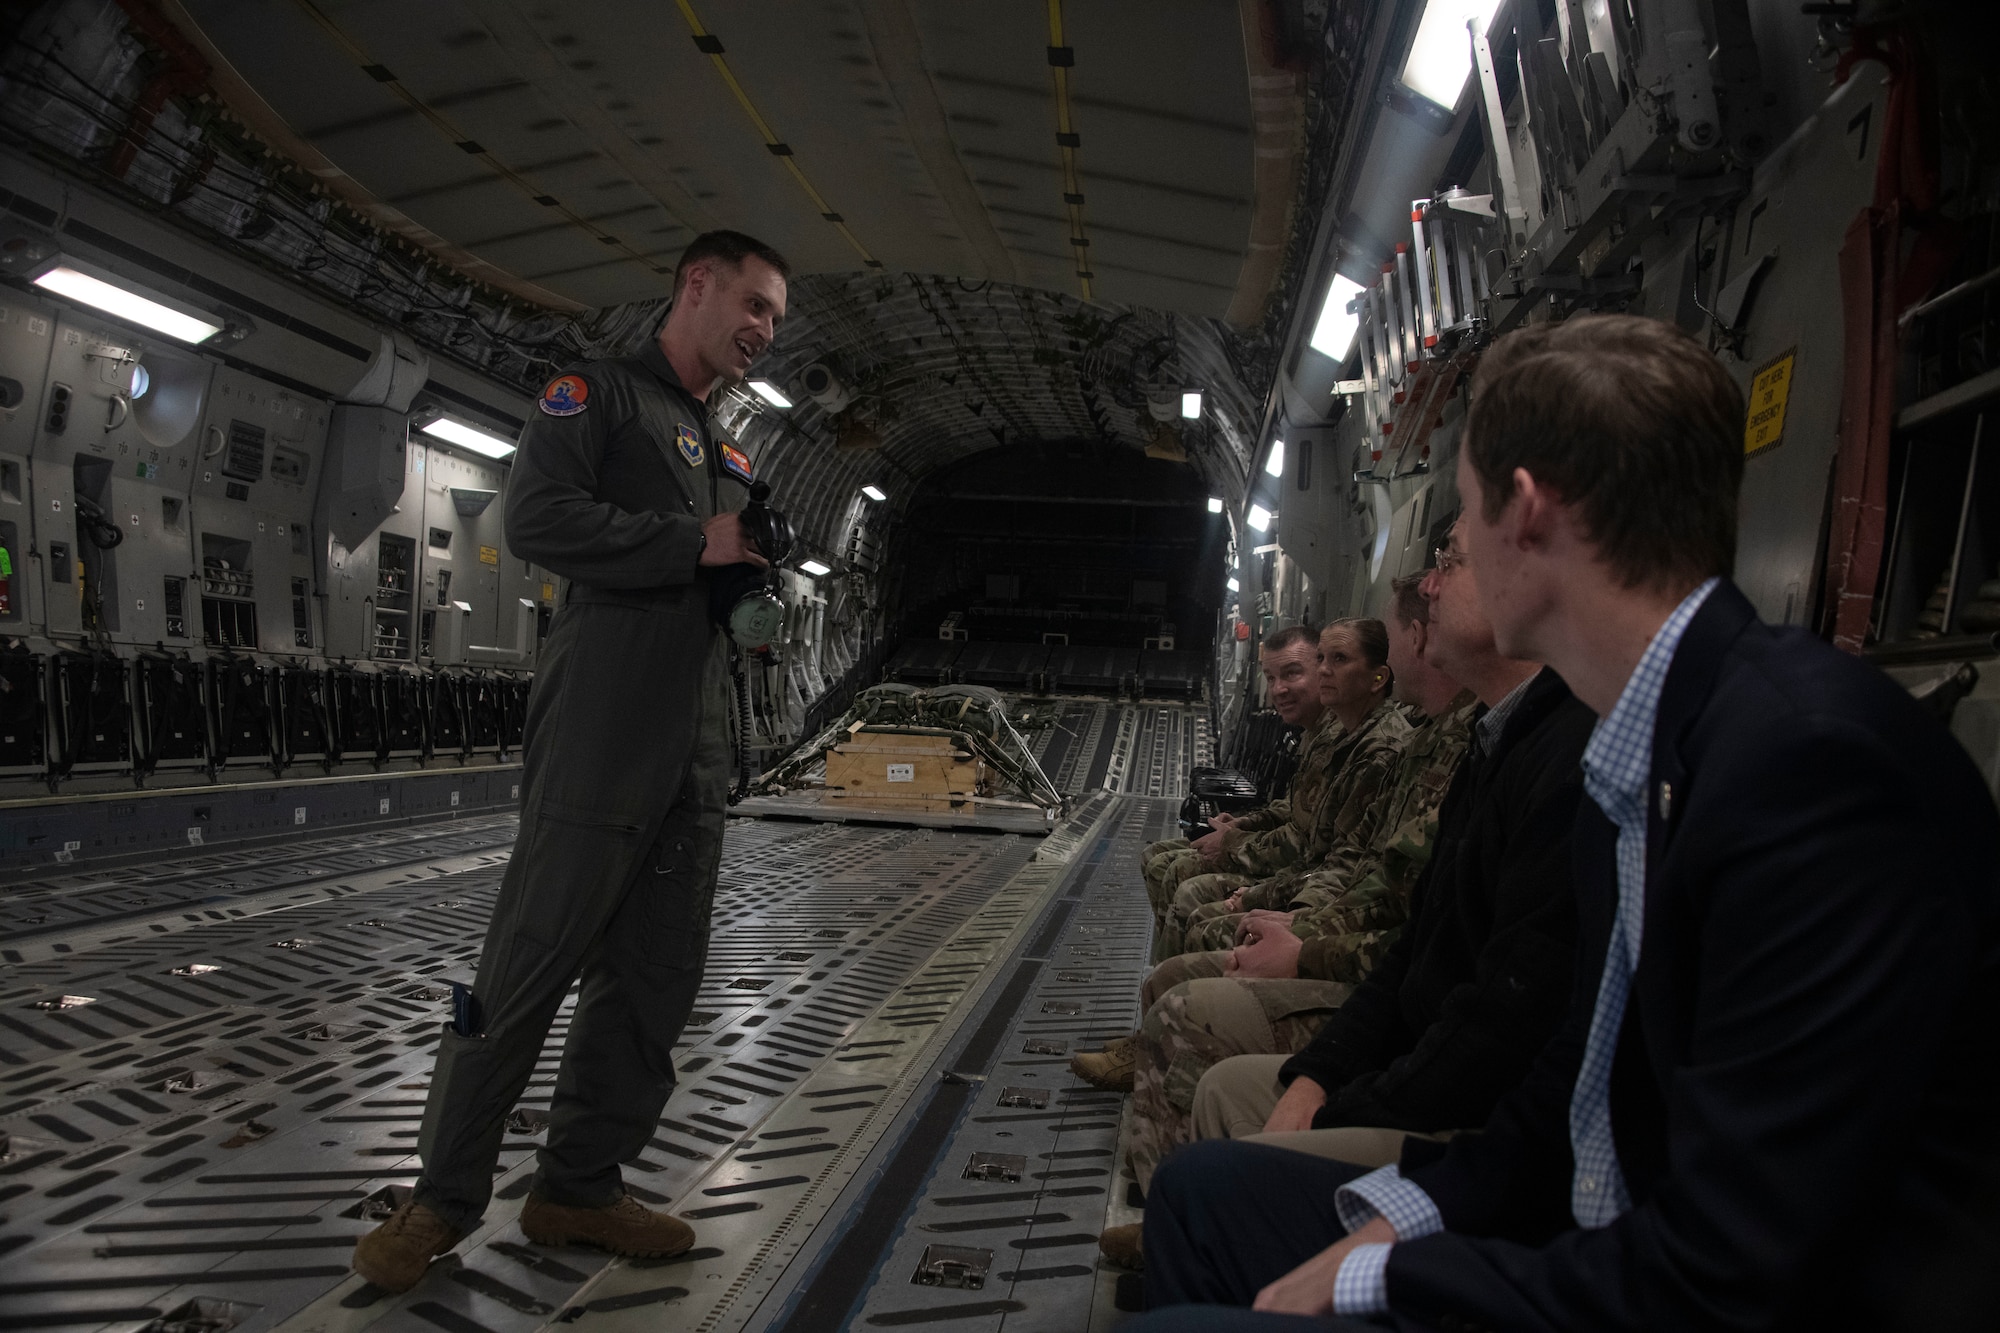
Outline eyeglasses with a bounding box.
[1433,544,1468,574]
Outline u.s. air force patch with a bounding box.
[719,441,754,484]
[539,373,588,417]
[675,423,705,467]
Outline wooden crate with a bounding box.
[823,731,985,811]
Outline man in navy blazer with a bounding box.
[1132,315,2000,1331]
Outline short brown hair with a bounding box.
[1464,315,1744,590]
[674,229,791,297]
[1326,617,1390,671]
[1390,573,1430,628]
[1262,624,1318,654]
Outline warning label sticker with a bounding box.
[1745,349,1796,457]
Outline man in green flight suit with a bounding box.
[354,230,789,1293]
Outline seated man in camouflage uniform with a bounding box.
[1139,625,1324,932]
[1095,524,1592,1270]
[1151,619,1411,962]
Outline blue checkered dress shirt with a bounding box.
[1567,577,1716,1224]
[1328,579,1719,1315]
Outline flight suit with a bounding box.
[414,340,743,1232]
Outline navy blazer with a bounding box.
[1386,581,2000,1331]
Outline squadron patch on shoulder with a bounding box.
[718,441,755,484]
[539,373,589,417]
[675,422,705,467]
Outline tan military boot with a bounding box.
[1069,1034,1138,1092]
[519,1193,696,1258]
[1098,1222,1144,1270]
[352,1200,463,1292]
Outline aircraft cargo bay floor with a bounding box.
[0,791,1177,1333]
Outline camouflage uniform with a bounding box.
[1141,838,1189,880]
[1177,691,1478,960]
[1139,837,1192,925]
[1140,948,1231,1010]
[1119,695,1480,1190]
[1140,711,1340,937]
[1153,700,1411,962]
[1123,976,1351,1191]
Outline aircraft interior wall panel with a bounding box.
[31,315,216,646]
[189,366,330,656]
[0,293,55,636]
[1267,423,1340,588]
[1726,63,1891,627]
[339,441,430,668]
[318,522,379,666]
[415,446,508,659]
[316,407,406,665]
[494,549,550,671]
[0,150,383,406]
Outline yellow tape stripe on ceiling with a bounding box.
[673,0,881,270]
[289,0,683,283]
[1045,0,1093,302]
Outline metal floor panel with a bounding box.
[0,815,523,950]
[1014,702,1206,801]
[0,810,1091,1332]
[817,797,1175,1333]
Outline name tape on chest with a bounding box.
[539,373,589,417]
[719,441,755,484]
[675,422,705,467]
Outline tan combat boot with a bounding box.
[520,1193,697,1258]
[1069,1033,1138,1093]
[1098,1222,1144,1270]
[352,1200,463,1292]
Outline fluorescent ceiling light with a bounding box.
[1226,576,1240,592]
[1401,0,1504,108]
[420,414,518,459]
[33,264,223,344]
[1207,496,1224,514]
[1310,275,1366,363]
[748,379,792,408]
[1181,391,1202,420]
[1265,440,1285,478]
[861,484,886,501]
[1247,503,1272,533]
[799,559,831,576]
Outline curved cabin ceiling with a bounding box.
[153,0,1304,498]
[176,0,1267,313]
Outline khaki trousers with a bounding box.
[1188,1053,1452,1169]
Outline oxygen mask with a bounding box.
[708,481,794,650]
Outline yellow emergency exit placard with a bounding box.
[478,545,499,565]
[1744,349,1796,457]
